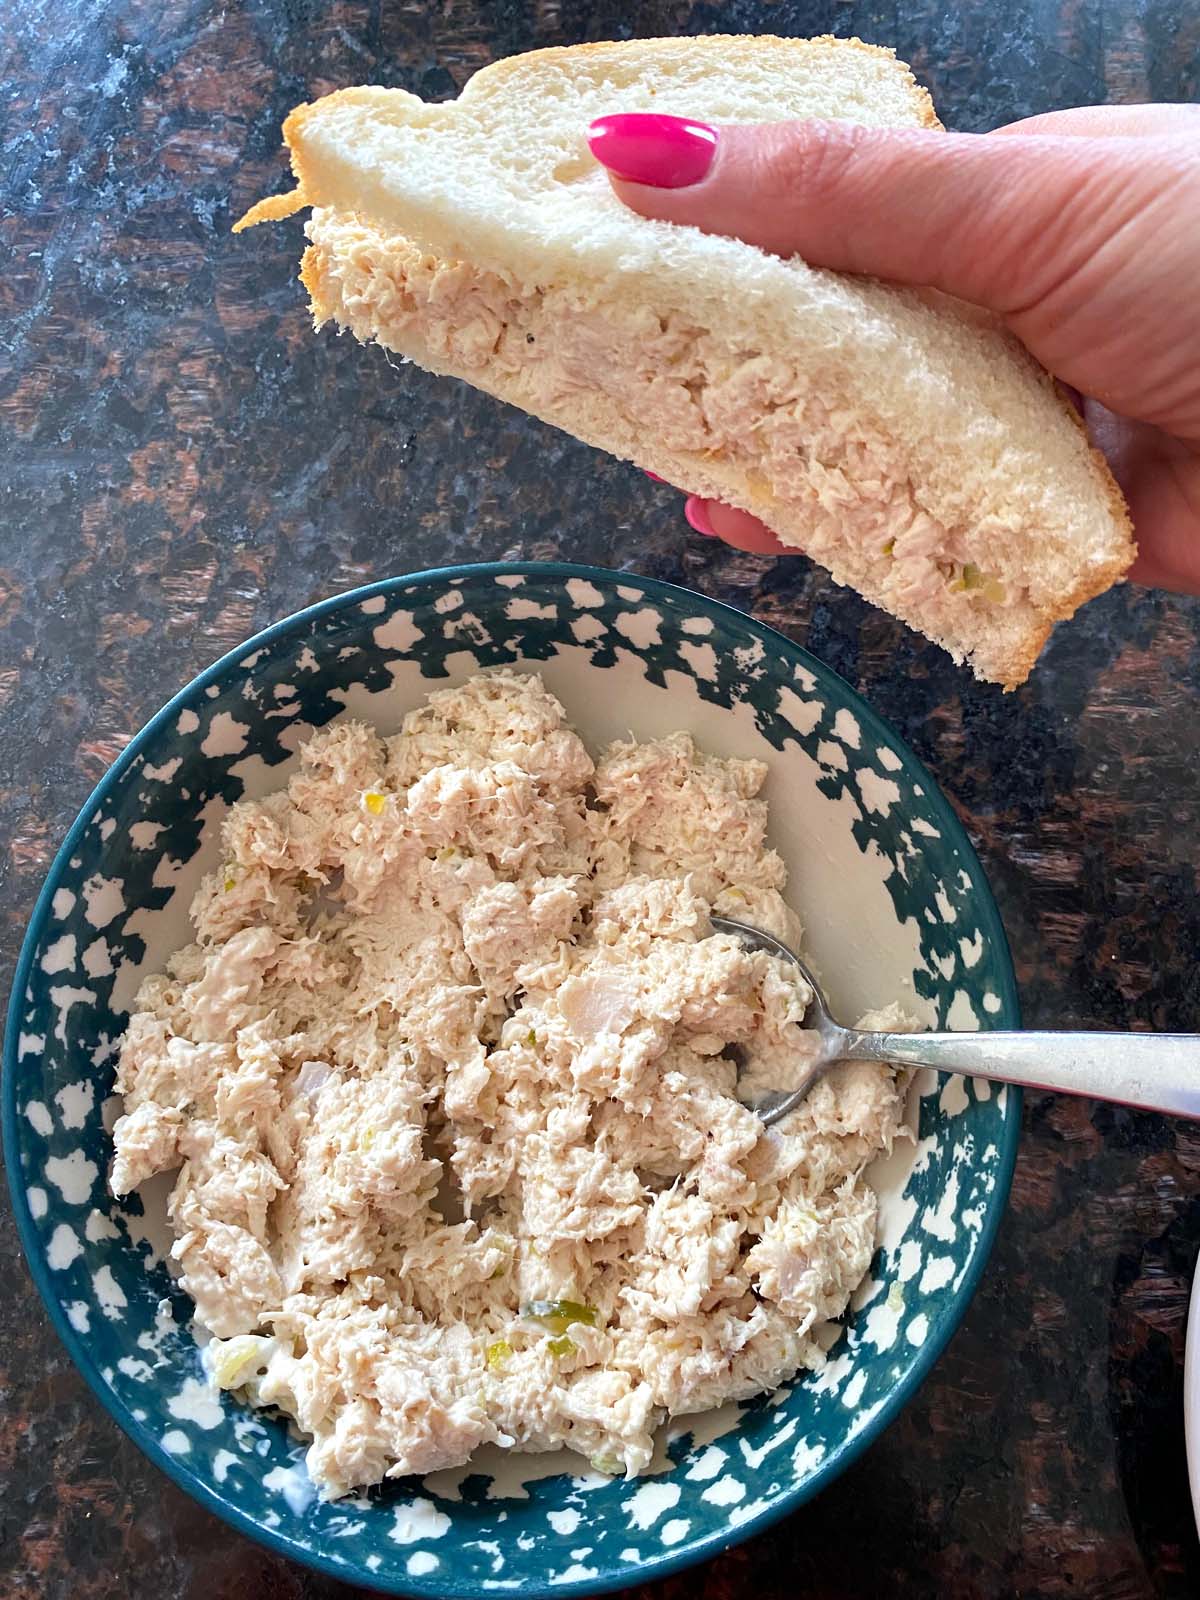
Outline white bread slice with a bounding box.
[236,35,1134,688]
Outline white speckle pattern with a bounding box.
[143,758,182,783]
[56,1081,96,1129]
[922,1169,960,1244]
[41,934,77,975]
[792,1437,827,1476]
[897,1240,923,1283]
[615,609,661,648]
[919,1256,956,1294]
[82,875,125,928]
[507,597,556,621]
[571,614,605,644]
[93,1265,128,1317]
[82,939,114,978]
[685,1446,727,1482]
[47,1224,81,1269]
[45,1151,98,1205]
[85,1210,119,1243]
[817,739,848,772]
[390,1499,452,1545]
[678,640,717,682]
[564,578,604,607]
[740,1416,799,1469]
[947,991,981,1030]
[627,1482,680,1530]
[263,1462,317,1514]
[860,771,902,816]
[776,684,821,735]
[841,1370,868,1409]
[939,1076,970,1118]
[200,712,250,757]
[701,1477,745,1507]
[7,568,1019,1596]
[50,984,97,1046]
[169,1378,224,1431]
[25,1101,53,1137]
[373,612,420,652]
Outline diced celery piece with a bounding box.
[211,1335,268,1389]
[522,1299,598,1334]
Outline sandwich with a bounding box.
[235,34,1135,688]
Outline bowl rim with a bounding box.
[3,559,1021,1598]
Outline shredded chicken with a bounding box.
[305,216,1021,636]
[110,670,912,1497]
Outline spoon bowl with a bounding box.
[715,913,1200,1123]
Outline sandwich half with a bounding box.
[236,34,1135,688]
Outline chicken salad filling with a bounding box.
[110,670,912,1497]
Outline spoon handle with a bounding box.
[843,1029,1200,1119]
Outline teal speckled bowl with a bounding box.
[4,563,1019,1596]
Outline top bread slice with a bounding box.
[236,34,1135,688]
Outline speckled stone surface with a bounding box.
[2,1,1199,1596]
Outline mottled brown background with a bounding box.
[3,1,1200,1596]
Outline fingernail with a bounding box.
[643,470,666,483]
[587,113,718,189]
[684,496,717,537]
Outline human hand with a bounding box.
[588,105,1200,592]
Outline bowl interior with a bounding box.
[5,564,1019,1597]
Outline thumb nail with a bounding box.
[587,113,718,189]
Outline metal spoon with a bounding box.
[712,915,1200,1126]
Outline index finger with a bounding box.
[993,103,1200,138]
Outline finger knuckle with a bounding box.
[759,120,871,205]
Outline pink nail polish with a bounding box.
[684,496,717,537]
[643,470,666,483]
[587,113,718,189]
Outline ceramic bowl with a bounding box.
[4,562,1020,1597]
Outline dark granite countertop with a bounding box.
[3,2,1200,1595]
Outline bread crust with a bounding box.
[234,35,942,233]
[462,35,942,131]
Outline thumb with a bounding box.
[586,115,1148,316]
[586,114,1199,433]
